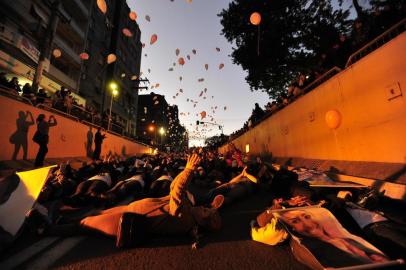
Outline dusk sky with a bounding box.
[127,0,356,146]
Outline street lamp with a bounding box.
[108,82,119,131]
[159,127,165,149]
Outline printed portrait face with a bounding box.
[280,210,324,238]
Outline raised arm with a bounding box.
[169,154,201,216]
[26,111,34,125]
[48,115,57,127]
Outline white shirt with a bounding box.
[124,175,145,188]
[88,173,112,187]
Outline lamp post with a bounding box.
[108,82,118,131]
[159,127,165,149]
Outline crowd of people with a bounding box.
[0,73,128,135]
[0,144,404,267]
[230,12,405,140]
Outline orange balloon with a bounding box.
[150,34,158,45]
[106,53,117,64]
[52,49,61,58]
[79,52,89,60]
[205,64,208,70]
[129,11,137,21]
[250,12,261,25]
[122,28,133,37]
[219,63,224,70]
[175,48,180,56]
[325,110,342,129]
[178,57,185,66]
[97,0,107,14]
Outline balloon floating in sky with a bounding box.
[200,111,207,120]
[145,15,151,22]
[250,12,262,25]
[129,11,137,21]
[186,0,193,3]
[79,52,89,60]
[122,28,133,37]
[179,76,183,81]
[155,83,160,88]
[224,106,227,110]
[52,48,62,58]
[219,63,224,70]
[198,78,204,82]
[107,53,116,64]
[205,64,208,70]
[97,0,107,14]
[148,68,151,73]
[168,68,174,71]
[175,49,180,56]
[150,34,158,45]
[192,49,197,55]
[179,89,183,93]
[216,47,220,52]
[178,57,185,66]
[187,55,190,60]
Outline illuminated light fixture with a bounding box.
[245,144,250,153]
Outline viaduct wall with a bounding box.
[0,96,152,162]
[220,33,406,184]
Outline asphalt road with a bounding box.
[1,189,310,270]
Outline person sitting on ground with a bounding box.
[49,154,225,248]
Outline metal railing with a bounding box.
[301,67,342,94]
[0,87,33,106]
[346,18,406,67]
[36,103,80,122]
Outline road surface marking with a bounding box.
[29,236,85,270]
[0,237,59,270]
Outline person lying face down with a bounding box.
[205,162,271,206]
[76,154,224,247]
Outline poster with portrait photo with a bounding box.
[272,206,401,270]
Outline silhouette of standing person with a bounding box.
[10,111,34,160]
[86,127,93,158]
[93,127,106,161]
[34,114,57,167]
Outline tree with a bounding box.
[219,0,351,98]
[205,134,229,149]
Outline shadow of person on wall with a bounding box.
[9,111,35,160]
[121,145,126,157]
[85,127,93,158]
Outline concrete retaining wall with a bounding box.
[0,96,152,161]
[220,33,406,183]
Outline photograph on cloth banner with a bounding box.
[272,206,392,270]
